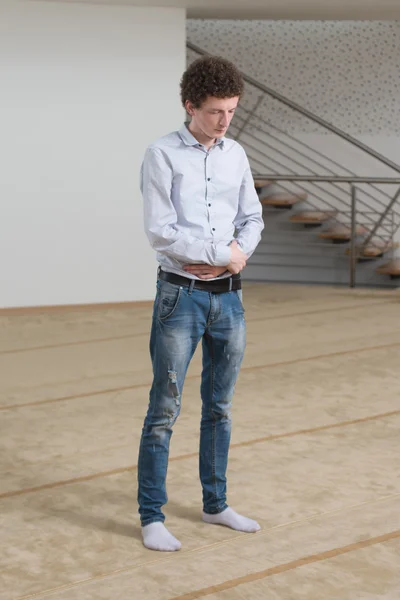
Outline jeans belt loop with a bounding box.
[188,278,195,295]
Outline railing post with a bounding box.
[361,185,400,249]
[391,210,395,259]
[350,184,357,288]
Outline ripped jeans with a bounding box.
[137,278,246,526]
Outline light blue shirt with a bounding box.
[141,124,264,279]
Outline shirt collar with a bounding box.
[179,123,225,149]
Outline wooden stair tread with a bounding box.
[290,211,337,224]
[261,192,307,206]
[376,260,400,275]
[345,247,389,257]
[254,179,273,188]
[362,247,389,257]
[345,239,392,257]
[319,225,367,240]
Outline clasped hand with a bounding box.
[183,240,247,280]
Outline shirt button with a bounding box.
[208,203,211,207]
[212,228,215,231]
[207,178,211,181]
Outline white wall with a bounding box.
[0,1,185,308]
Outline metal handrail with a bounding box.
[230,118,400,236]
[255,178,397,286]
[248,150,398,241]
[234,133,396,234]
[255,175,400,270]
[232,106,397,207]
[187,41,400,176]
[362,187,400,247]
[254,175,400,184]
[248,161,392,241]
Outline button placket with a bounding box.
[205,153,214,234]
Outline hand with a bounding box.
[227,240,247,274]
[183,264,228,279]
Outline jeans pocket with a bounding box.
[158,281,182,321]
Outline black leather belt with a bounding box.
[158,269,241,292]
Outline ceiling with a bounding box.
[55,0,400,19]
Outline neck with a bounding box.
[187,122,216,150]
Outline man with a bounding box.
[138,55,264,552]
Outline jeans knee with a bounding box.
[145,400,181,435]
[211,398,232,422]
[147,369,182,432]
[168,370,179,398]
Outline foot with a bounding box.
[142,522,181,552]
[202,507,261,533]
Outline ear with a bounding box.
[185,100,195,116]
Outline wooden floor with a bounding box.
[1,283,400,599]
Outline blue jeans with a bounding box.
[137,277,246,527]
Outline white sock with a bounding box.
[202,507,261,533]
[142,522,181,552]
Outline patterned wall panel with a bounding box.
[187,20,400,135]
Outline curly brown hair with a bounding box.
[180,56,244,109]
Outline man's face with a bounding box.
[186,96,239,142]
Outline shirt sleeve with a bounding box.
[234,156,264,258]
[141,147,231,266]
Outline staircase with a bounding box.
[248,190,397,287]
[250,177,400,287]
[187,42,400,288]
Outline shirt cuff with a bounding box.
[215,245,231,266]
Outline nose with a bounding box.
[219,112,230,128]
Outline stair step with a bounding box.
[261,193,307,208]
[290,210,337,225]
[254,178,273,189]
[376,260,400,277]
[319,224,367,241]
[345,240,392,259]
